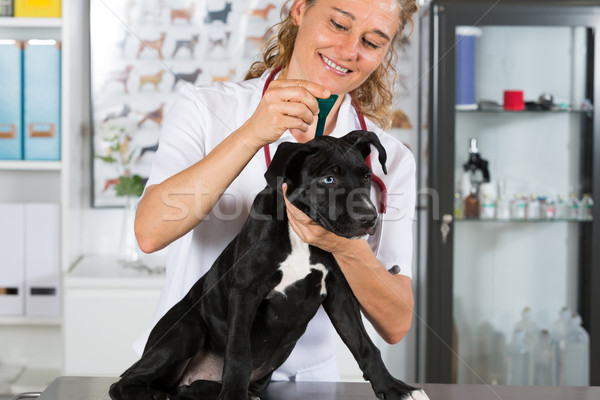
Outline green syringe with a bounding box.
[314,94,339,138]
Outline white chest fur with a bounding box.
[269,224,328,297]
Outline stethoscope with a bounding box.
[261,66,388,214]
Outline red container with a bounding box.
[503,90,525,111]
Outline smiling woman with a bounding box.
[133,0,419,387]
[245,0,418,128]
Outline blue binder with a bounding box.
[0,40,23,160]
[23,39,61,161]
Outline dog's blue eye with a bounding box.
[322,176,335,184]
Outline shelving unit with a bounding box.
[0,161,61,171]
[0,2,87,395]
[0,18,62,28]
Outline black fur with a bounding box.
[109,130,422,400]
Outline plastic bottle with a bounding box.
[534,330,557,386]
[551,307,572,385]
[514,307,538,384]
[564,315,590,386]
[479,182,496,220]
[508,329,530,385]
[579,194,594,221]
[495,180,511,220]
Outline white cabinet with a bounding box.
[0,0,87,391]
[63,256,163,376]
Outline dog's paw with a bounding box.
[408,389,430,400]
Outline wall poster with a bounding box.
[90,0,421,207]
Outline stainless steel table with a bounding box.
[33,376,600,399]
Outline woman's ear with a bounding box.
[290,0,308,26]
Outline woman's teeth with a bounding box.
[321,55,349,73]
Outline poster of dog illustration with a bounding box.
[90,0,421,207]
[90,0,286,207]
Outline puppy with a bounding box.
[109,131,428,400]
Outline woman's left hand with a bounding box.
[282,183,355,254]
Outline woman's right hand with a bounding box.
[239,79,331,148]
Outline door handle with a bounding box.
[441,214,453,244]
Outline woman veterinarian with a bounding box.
[134,0,419,381]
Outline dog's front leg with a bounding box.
[323,271,428,400]
[217,287,261,400]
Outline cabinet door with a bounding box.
[425,1,600,385]
[63,287,160,376]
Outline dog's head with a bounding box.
[264,130,387,238]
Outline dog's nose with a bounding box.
[353,194,378,226]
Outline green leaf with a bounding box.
[95,155,117,163]
[114,175,145,197]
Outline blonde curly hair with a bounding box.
[245,0,418,129]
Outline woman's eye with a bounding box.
[322,176,335,184]
[363,38,379,49]
[331,19,347,31]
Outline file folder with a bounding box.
[24,203,61,316]
[0,204,25,316]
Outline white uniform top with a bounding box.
[134,70,416,382]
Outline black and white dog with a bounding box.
[109,130,428,400]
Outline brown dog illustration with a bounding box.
[137,103,166,127]
[211,69,236,83]
[171,3,196,24]
[103,65,133,93]
[246,3,276,20]
[137,32,167,59]
[138,69,166,91]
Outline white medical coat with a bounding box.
[134,70,416,382]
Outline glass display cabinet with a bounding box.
[423,0,600,385]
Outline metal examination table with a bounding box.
[14,376,600,399]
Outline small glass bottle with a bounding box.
[579,194,594,221]
[542,197,556,219]
[454,192,464,219]
[569,193,581,220]
[464,188,480,219]
[555,195,568,219]
[511,194,526,220]
[526,195,541,220]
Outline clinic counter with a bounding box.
[33,377,600,399]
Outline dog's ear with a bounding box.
[264,142,315,190]
[342,130,388,174]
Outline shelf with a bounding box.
[456,108,592,114]
[0,160,61,171]
[0,17,62,28]
[455,217,592,223]
[65,255,166,289]
[0,316,62,326]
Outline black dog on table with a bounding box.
[109,130,429,400]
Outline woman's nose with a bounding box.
[338,34,360,60]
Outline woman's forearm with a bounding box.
[333,240,414,344]
[135,126,263,253]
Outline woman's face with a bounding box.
[287,0,400,95]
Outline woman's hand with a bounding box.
[282,183,352,254]
[239,79,330,149]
